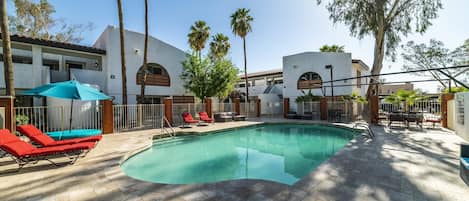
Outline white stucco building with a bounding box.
[0,26,189,106]
[94,26,188,104]
[283,52,369,99]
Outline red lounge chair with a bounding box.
[198,112,214,123]
[0,129,95,171]
[17,125,102,147]
[182,112,199,127]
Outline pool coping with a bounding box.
[119,121,368,187]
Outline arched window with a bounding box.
[136,63,170,86]
[297,72,322,89]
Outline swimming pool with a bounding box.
[121,123,357,185]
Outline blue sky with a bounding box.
[7,0,469,92]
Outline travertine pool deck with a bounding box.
[0,119,468,201]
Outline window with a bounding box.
[66,61,85,69]
[297,72,322,89]
[357,70,362,88]
[137,96,161,104]
[43,59,60,71]
[0,54,33,64]
[239,84,246,88]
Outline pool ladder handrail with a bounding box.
[353,122,375,138]
[161,116,176,137]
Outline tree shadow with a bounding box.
[288,125,468,201]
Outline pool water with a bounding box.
[121,124,356,185]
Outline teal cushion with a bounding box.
[46,129,102,140]
[461,157,469,169]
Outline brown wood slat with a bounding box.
[136,73,170,86]
[297,80,322,89]
[173,96,195,104]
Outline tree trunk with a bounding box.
[0,0,15,96]
[139,0,149,102]
[366,31,386,99]
[117,0,127,104]
[243,37,248,103]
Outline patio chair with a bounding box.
[460,144,469,186]
[388,112,406,127]
[182,112,200,127]
[198,112,214,123]
[406,112,423,129]
[17,125,102,147]
[0,129,96,171]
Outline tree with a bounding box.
[188,21,210,59]
[384,89,426,112]
[209,33,230,61]
[181,54,239,101]
[9,0,92,43]
[1,0,15,96]
[116,0,127,104]
[211,58,239,99]
[139,0,149,102]
[320,44,345,52]
[401,39,469,89]
[316,0,443,98]
[231,8,253,103]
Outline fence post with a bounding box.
[441,93,455,128]
[205,98,212,117]
[283,98,290,118]
[320,97,328,120]
[164,98,173,125]
[234,98,240,114]
[0,96,15,133]
[370,95,379,124]
[256,99,261,117]
[101,99,114,134]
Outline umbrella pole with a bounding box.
[69,99,74,133]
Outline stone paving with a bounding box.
[0,119,468,201]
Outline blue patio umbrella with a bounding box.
[21,80,110,138]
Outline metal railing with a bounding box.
[113,104,164,133]
[297,101,320,118]
[212,103,235,113]
[380,100,441,115]
[240,102,257,117]
[172,103,205,126]
[262,101,284,117]
[327,101,353,122]
[161,116,175,137]
[15,104,102,133]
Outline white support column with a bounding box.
[31,45,43,86]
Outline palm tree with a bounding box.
[0,0,15,96]
[384,90,426,112]
[209,33,230,61]
[139,0,149,101]
[188,21,210,59]
[116,0,127,104]
[231,8,253,103]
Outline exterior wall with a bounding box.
[454,92,469,141]
[282,52,354,111]
[351,63,370,96]
[379,83,414,96]
[95,26,188,104]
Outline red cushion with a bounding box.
[1,141,36,157]
[17,125,56,146]
[183,112,197,122]
[49,135,102,146]
[0,129,21,145]
[63,142,96,150]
